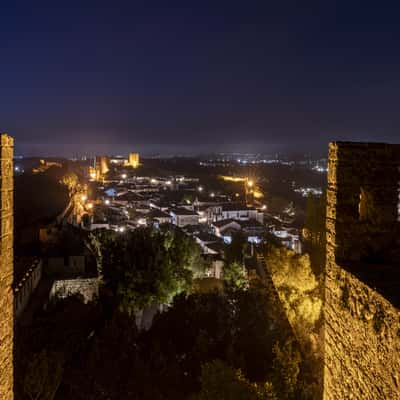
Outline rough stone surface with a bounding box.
[49,278,99,303]
[0,134,14,400]
[324,141,400,400]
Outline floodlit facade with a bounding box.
[128,152,140,168]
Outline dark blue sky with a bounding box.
[1,0,400,156]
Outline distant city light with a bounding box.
[81,195,87,202]
[294,187,323,197]
[104,199,110,205]
[261,204,267,210]
[166,180,172,185]
[151,178,157,184]
[121,174,127,179]
[198,186,203,192]
[210,192,215,197]
[247,179,254,188]
[118,226,125,232]
[87,203,93,209]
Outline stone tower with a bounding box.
[324,142,400,399]
[128,152,140,168]
[0,134,14,399]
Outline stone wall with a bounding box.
[14,259,42,319]
[49,278,99,303]
[0,134,14,400]
[324,141,400,400]
[324,261,400,399]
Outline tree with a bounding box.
[23,350,64,400]
[271,338,301,400]
[223,261,247,290]
[192,360,276,400]
[225,231,248,266]
[47,289,302,400]
[264,245,322,335]
[90,227,205,315]
[264,244,323,399]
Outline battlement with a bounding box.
[324,141,400,400]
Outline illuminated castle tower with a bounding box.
[0,134,14,400]
[95,155,109,177]
[128,152,140,168]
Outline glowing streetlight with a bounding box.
[210,192,215,198]
[198,186,203,192]
[261,204,267,210]
[247,179,254,188]
[104,199,110,205]
[81,195,87,202]
[87,203,93,210]
[121,173,127,179]
[90,172,96,179]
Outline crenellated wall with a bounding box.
[324,142,400,400]
[0,134,14,400]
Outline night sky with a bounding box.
[1,1,400,156]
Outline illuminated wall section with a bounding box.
[0,134,14,400]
